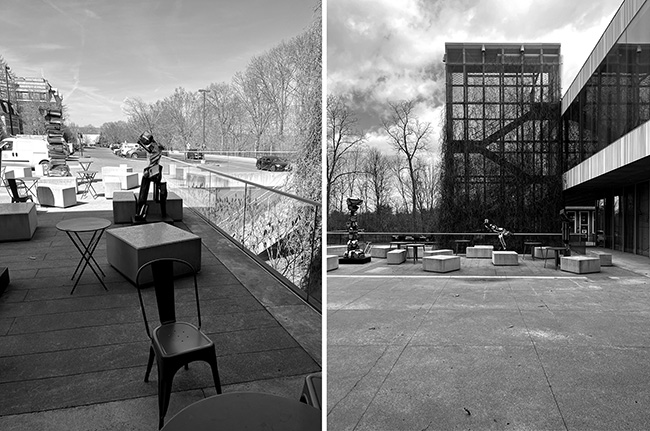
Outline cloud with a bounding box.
[328,0,622,142]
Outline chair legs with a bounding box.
[144,346,155,382]
[148,348,222,429]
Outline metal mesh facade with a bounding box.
[440,43,563,232]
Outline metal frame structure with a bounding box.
[440,43,563,233]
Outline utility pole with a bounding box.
[4,66,13,135]
[198,88,207,150]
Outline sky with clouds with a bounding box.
[0,0,317,127]
[327,0,625,154]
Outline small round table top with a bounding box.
[161,392,321,431]
[56,217,111,233]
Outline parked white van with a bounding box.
[0,136,50,170]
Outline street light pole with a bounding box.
[198,89,207,151]
[4,66,13,135]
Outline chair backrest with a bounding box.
[135,258,202,339]
[4,178,27,202]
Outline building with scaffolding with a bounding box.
[441,0,649,258]
[440,42,563,233]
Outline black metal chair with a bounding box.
[3,178,33,203]
[135,258,222,429]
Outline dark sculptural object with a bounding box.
[344,198,366,260]
[133,132,168,223]
[484,218,511,250]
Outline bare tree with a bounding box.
[122,97,160,135]
[234,61,274,153]
[326,94,365,212]
[382,100,431,228]
[363,147,393,212]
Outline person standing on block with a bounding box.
[134,132,167,222]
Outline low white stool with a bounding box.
[466,245,493,258]
[492,251,519,266]
[326,255,339,271]
[560,256,601,274]
[387,249,406,265]
[423,255,460,273]
[370,245,391,258]
[423,249,453,257]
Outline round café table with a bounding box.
[161,392,321,431]
[56,217,111,294]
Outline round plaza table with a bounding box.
[56,217,111,294]
[161,392,321,431]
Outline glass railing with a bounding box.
[163,156,321,311]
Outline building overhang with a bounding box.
[563,120,650,204]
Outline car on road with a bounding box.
[118,143,138,157]
[185,149,204,160]
[256,156,290,171]
[126,146,148,159]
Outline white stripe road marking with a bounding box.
[328,275,588,280]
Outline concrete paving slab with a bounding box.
[537,346,650,430]
[328,247,650,430]
[352,345,565,431]
[0,195,321,430]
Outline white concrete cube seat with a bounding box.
[103,173,139,190]
[0,203,38,241]
[4,167,32,178]
[370,245,391,258]
[534,246,550,259]
[327,254,339,271]
[423,249,453,257]
[423,255,461,273]
[326,245,348,257]
[387,249,407,264]
[466,245,494,258]
[106,222,201,284]
[589,251,613,266]
[101,165,133,177]
[36,184,77,208]
[560,256,601,274]
[112,191,183,223]
[103,180,122,199]
[37,176,79,193]
[492,251,519,266]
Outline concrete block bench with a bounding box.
[370,245,391,258]
[0,203,38,241]
[423,255,460,273]
[534,246,550,259]
[103,180,122,199]
[38,176,79,193]
[326,255,339,271]
[492,251,519,266]
[103,172,139,190]
[466,245,494,258]
[387,249,406,264]
[36,185,77,208]
[423,249,453,257]
[112,191,183,223]
[4,167,32,178]
[588,250,613,266]
[560,256,601,274]
[101,165,133,176]
[106,222,201,284]
[326,245,348,257]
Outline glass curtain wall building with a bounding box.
[440,43,563,233]
[562,0,650,256]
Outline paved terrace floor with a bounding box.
[0,189,321,430]
[328,248,650,430]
